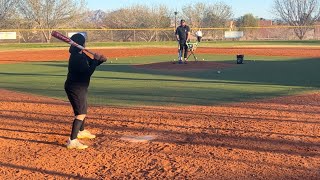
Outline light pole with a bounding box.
[174,11,178,30]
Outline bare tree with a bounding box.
[181,2,233,40]
[104,5,171,42]
[273,0,320,40]
[17,0,87,42]
[182,2,233,28]
[182,3,206,28]
[103,8,136,41]
[202,2,233,28]
[0,0,17,28]
[140,5,171,42]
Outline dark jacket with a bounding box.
[175,25,190,43]
[65,47,102,87]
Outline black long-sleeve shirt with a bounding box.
[65,51,102,87]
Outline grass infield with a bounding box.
[0,54,319,106]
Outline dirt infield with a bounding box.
[134,61,235,71]
[1,47,320,64]
[0,89,319,179]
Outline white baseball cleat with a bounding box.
[66,138,88,150]
[77,130,96,139]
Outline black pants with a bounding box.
[65,82,88,116]
[179,41,188,59]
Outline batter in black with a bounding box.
[65,33,107,150]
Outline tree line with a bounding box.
[1,0,320,42]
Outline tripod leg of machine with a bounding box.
[186,50,198,61]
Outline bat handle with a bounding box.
[83,49,96,56]
[84,49,106,62]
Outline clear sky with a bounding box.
[87,0,275,19]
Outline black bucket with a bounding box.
[237,54,244,64]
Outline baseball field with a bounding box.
[0,42,319,179]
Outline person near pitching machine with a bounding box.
[175,19,190,64]
[65,33,107,150]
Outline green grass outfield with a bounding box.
[0,54,319,106]
[1,40,320,51]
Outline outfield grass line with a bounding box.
[1,45,320,53]
[0,46,175,52]
[2,40,320,51]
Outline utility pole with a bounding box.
[174,11,178,30]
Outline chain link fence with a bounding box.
[1,26,320,43]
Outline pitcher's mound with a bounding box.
[134,61,235,71]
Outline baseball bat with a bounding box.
[51,31,95,55]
